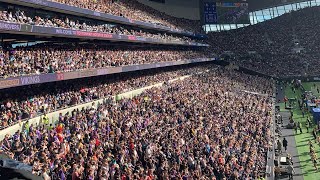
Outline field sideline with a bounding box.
[282,82,320,180]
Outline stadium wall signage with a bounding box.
[0,58,215,89]
[0,79,20,89]
[0,22,21,31]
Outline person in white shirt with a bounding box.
[42,167,51,180]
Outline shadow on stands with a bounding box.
[0,166,42,180]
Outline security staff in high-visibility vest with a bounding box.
[24,120,29,135]
[43,113,50,128]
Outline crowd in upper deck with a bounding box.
[50,0,202,33]
[207,6,320,78]
[0,9,197,43]
[0,64,274,179]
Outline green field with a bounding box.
[283,82,320,180]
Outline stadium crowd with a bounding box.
[0,65,206,129]
[0,45,207,78]
[0,9,196,43]
[0,64,274,179]
[227,54,317,78]
[207,6,320,78]
[50,0,202,33]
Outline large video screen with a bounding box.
[216,2,250,24]
[201,0,250,24]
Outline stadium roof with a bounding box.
[137,0,311,21]
[249,0,310,11]
[143,0,310,11]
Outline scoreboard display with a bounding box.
[201,0,250,25]
[203,2,218,24]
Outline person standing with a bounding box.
[42,167,51,180]
[313,129,318,142]
[284,96,288,107]
[277,140,282,154]
[306,120,310,133]
[287,163,295,180]
[311,152,318,170]
[298,122,303,134]
[307,116,311,125]
[294,122,298,134]
[283,138,288,151]
[298,99,302,110]
[42,113,50,129]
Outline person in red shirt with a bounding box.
[56,123,64,134]
[121,174,127,180]
[284,96,288,107]
[130,141,134,150]
[57,133,64,143]
[95,138,101,147]
[146,169,153,180]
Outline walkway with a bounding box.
[279,111,304,180]
[276,83,304,180]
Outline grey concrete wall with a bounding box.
[136,0,200,20]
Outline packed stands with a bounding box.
[50,0,203,33]
[0,0,278,179]
[0,44,208,78]
[207,6,320,78]
[0,9,197,43]
[0,64,274,179]
[0,64,206,129]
